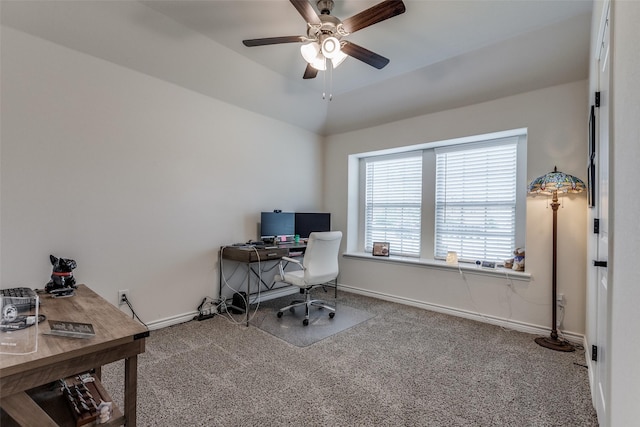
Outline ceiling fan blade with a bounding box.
[341,41,390,69]
[290,0,321,25]
[242,36,304,47]
[303,63,319,79]
[341,0,406,34]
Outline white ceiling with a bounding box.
[1,0,593,135]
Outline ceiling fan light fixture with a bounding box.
[321,36,341,59]
[310,57,327,71]
[300,42,327,70]
[243,0,406,80]
[331,50,348,68]
[300,42,321,63]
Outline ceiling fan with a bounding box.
[242,0,406,79]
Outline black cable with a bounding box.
[122,295,148,329]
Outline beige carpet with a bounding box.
[100,291,598,426]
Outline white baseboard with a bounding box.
[145,286,300,331]
[583,336,597,405]
[146,311,198,330]
[146,284,585,345]
[339,284,585,344]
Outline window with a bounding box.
[351,130,526,263]
[364,153,422,257]
[434,140,517,262]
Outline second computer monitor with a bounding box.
[295,212,331,239]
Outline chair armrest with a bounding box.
[282,256,302,266]
[278,256,303,280]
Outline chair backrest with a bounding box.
[302,231,343,285]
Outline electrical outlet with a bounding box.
[118,289,129,306]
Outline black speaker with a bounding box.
[230,292,247,314]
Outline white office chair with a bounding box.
[275,231,342,326]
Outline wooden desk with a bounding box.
[219,244,307,326]
[0,285,148,426]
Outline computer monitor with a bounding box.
[295,212,331,239]
[260,212,295,240]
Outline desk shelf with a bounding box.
[0,376,123,427]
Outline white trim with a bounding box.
[351,128,527,159]
[584,335,596,401]
[144,286,300,331]
[146,311,198,330]
[596,0,611,63]
[343,251,531,281]
[144,282,584,346]
[339,284,583,344]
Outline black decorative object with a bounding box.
[588,105,596,207]
[45,254,77,296]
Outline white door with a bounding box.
[594,3,610,423]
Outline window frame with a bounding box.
[349,129,527,265]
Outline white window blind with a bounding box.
[435,140,517,262]
[364,153,422,257]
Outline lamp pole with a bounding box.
[535,189,575,352]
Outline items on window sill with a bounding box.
[506,247,525,271]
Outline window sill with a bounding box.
[342,252,531,281]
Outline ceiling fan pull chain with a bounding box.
[329,62,333,101]
[322,57,327,100]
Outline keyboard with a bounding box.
[1,287,38,312]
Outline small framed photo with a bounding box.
[372,242,390,257]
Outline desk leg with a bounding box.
[124,355,138,427]
[94,365,102,380]
[246,262,250,327]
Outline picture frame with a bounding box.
[372,242,390,257]
[588,105,596,208]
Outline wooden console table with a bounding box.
[0,284,148,426]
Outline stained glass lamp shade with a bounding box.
[528,166,586,195]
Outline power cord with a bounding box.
[217,246,263,325]
[458,263,574,341]
[194,296,220,321]
[457,263,515,333]
[120,294,148,329]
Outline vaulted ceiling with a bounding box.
[1,0,592,135]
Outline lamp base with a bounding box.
[535,336,576,352]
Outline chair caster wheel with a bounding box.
[329,312,335,319]
[289,307,296,313]
[303,319,309,326]
[277,311,283,318]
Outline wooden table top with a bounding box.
[0,284,147,380]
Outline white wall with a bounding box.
[0,27,323,325]
[325,80,589,336]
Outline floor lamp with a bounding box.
[528,166,585,352]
